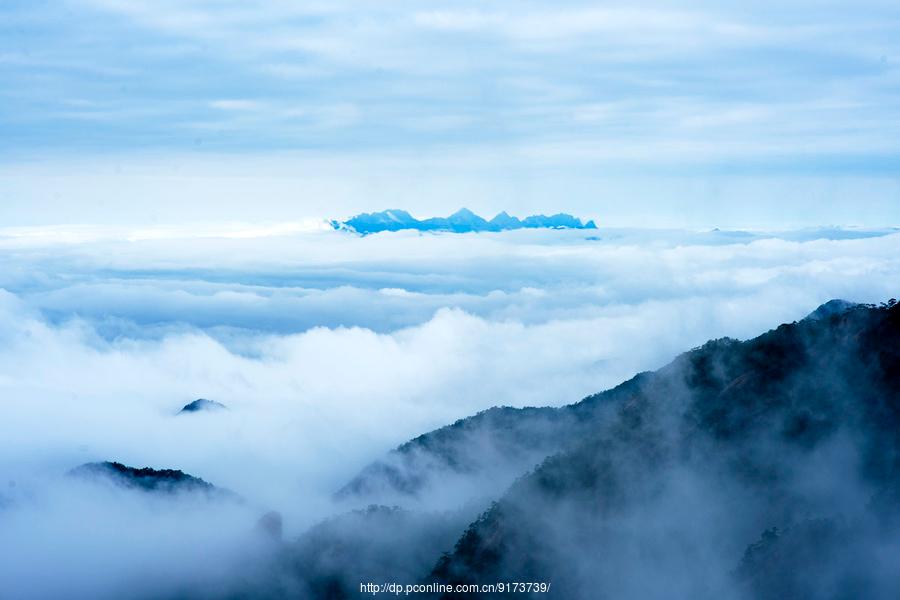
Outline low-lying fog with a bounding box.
[0,224,898,597]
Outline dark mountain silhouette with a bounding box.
[332,209,597,234]
[428,299,900,598]
[310,300,900,599]
[804,298,858,321]
[183,300,900,599]
[178,398,227,414]
[70,461,239,501]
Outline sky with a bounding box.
[1,0,899,226]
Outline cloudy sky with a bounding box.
[2,0,899,226]
[2,5,900,596]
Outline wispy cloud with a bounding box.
[1,0,899,222]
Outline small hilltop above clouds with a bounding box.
[178,399,227,414]
[331,208,597,234]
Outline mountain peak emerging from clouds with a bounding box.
[71,461,217,495]
[333,208,597,234]
[804,299,859,321]
[178,398,227,414]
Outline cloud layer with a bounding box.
[0,226,898,597]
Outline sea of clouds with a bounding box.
[0,224,898,597]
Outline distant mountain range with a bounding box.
[331,208,597,234]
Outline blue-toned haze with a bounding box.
[2,3,900,598]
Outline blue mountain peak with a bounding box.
[334,209,597,235]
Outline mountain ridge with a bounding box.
[77,299,900,599]
[69,461,233,498]
[336,300,885,507]
[428,299,900,598]
[306,299,900,599]
[331,208,597,234]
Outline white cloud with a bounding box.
[1,226,898,596]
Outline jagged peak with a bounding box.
[335,209,597,234]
